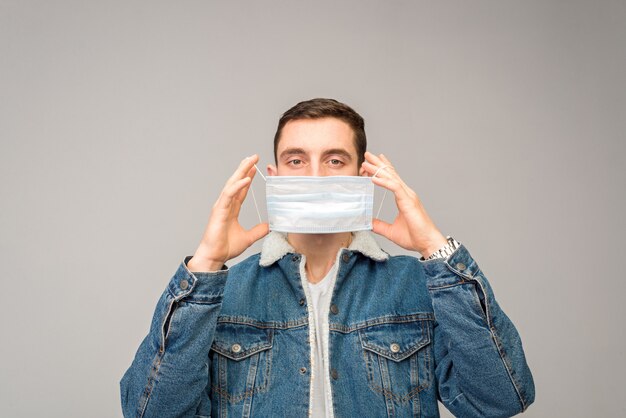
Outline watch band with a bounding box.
[420,236,461,261]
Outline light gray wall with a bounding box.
[1,1,624,417]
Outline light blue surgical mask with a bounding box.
[250,164,389,234]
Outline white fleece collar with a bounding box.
[259,230,389,267]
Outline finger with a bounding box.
[234,165,257,204]
[371,175,416,205]
[225,154,259,187]
[372,218,394,241]
[376,153,402,180]
[363,153,398,181]
[361,161,393,179]
[245,222,270,245]
[364,151,389,169]
[370,173,403,194]
[366,152,409,190]
[378,153,393,167]
[216,177,252,211]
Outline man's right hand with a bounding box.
[187,154,269,272]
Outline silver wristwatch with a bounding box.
[420,236,461,261]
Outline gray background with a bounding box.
[1,1,624,417]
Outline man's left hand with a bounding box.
[361,151,448,258]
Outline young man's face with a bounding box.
[267,117,364,177]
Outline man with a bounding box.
[120,98,535,417]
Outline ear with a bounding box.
[267,164,277,176]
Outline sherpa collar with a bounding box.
[259,230,389,267]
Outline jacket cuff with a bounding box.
[166,255,229,303]
[420,244,479,287]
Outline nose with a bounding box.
[309,160,323,177]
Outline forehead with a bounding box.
[277,117,357,154]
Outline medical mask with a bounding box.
[250,164,389,234]
[265,175,374,233]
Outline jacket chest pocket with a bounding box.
[210,323,274,404]
[358,319,433,404]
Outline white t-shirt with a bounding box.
[306,262,338,418]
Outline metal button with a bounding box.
[292,255,300,262]
[330,368,338,380]
[180,279,189,290]
[456,262,466,271]
[299,298,306,306]
[299,367,307,374]
[231,343,242,353]
[330,304,339,315]
[342,253,350,263]
[390,343,400,353]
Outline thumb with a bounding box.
[372,218,393,241]
[246,222,270,245]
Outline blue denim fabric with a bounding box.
[120,242,534,417]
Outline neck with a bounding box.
[287,232,352,284]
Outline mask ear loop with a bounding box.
[373,165,389,219]
[249,164,266,224]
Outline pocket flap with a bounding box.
[211,322,273,361]
[359,320,431,362]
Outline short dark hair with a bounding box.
[273,98,367,167]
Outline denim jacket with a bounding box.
[120,231,534,417]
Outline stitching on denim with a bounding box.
[361,337,430,362]
[242,350,258,417]
[358,320,431,362]
[212,342,272,361]
[368,377,428,403]
[159,299,176,353]
[163,302,178,343]
[410,352,420,417]
[137,351,165,417]
[216,315,308,330]
[218,355,227,417]
[425,321,432,385]
[475,268,526,412]
[378,354,395,415]
[361,338,375,386]
[427,279,470,291]
[210,329,274,405]
[490,327,527,412]
[331,313,435,334]
[210,324,274,360]
[411,376,422,418]
[469,285,489,324]
[261,329,273,394]
[177,297,223,305]
[360,321,434,404]
[473,274,492,332]
[423,329,432,390]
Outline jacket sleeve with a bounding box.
[421,244,535,417]
[120,256,228,418]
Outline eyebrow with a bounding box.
[279,148,307,160]
[322,148,353,161]
[279,147,353,161]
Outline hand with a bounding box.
[188,155,269,272]
[361,151,448,258]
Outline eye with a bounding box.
[329,159,344,166]
[288,159,303,166]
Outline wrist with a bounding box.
[418,232,448,259]
[420,235,461,261]
[187,255,225,272]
